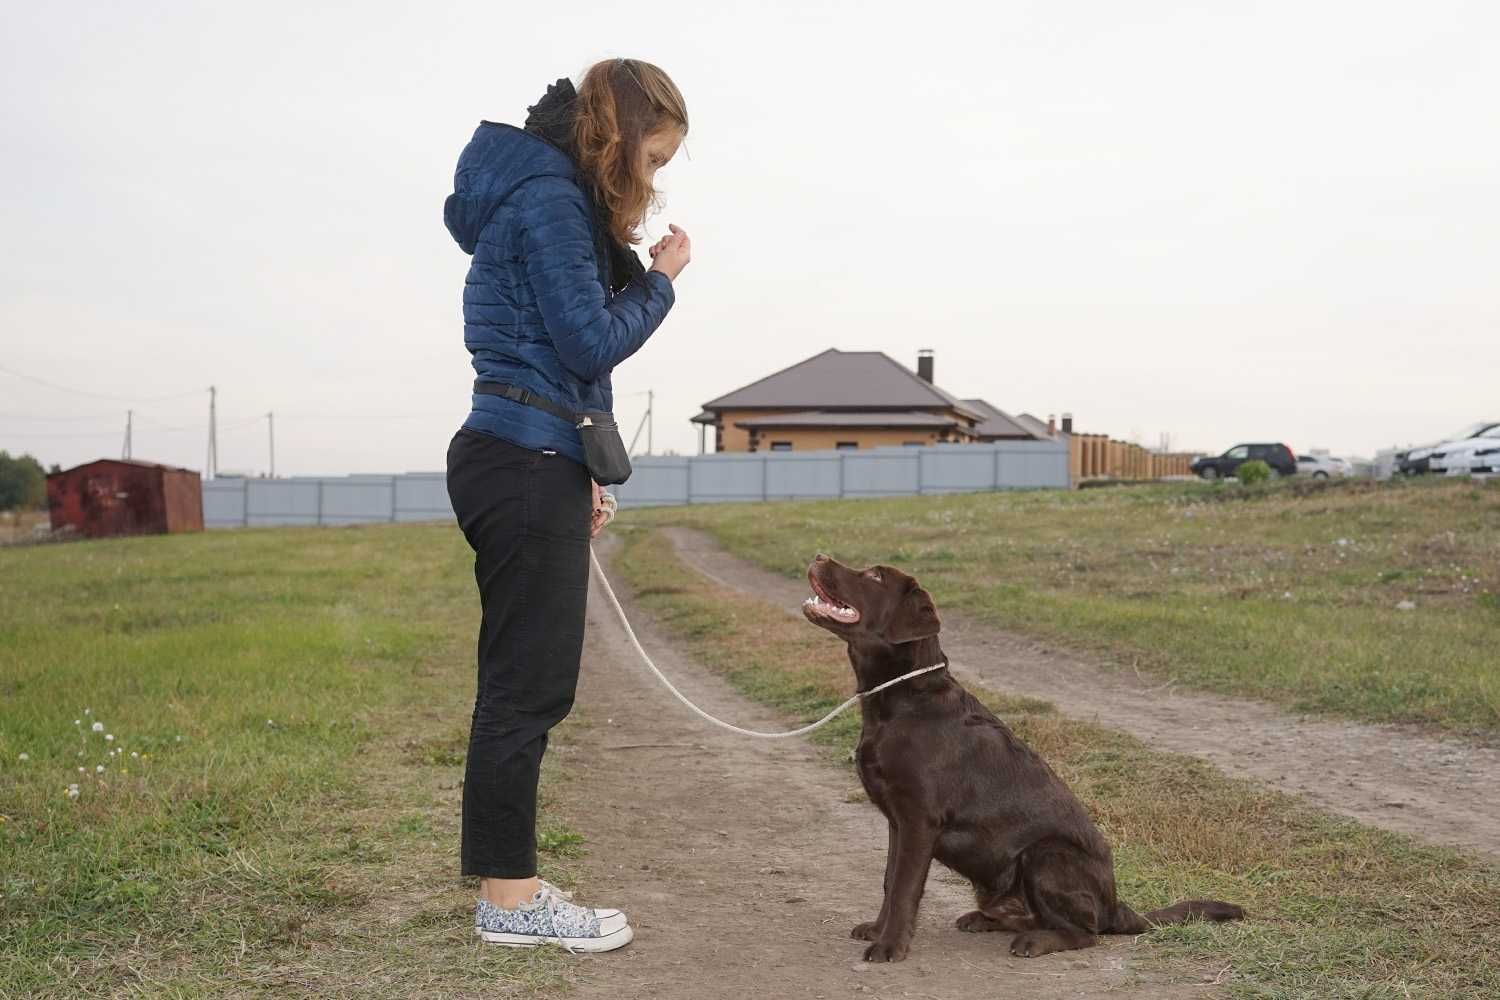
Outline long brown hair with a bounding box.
[573,59,688,246]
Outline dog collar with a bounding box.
[858,657,949,698]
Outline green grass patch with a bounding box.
[633,476,1500,735]
[612,524,1500,999]
[0,524,576,997]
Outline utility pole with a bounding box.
[206,385,218,479]
[123,410,133,459]
[267,411,275,478]
[647,389,654,455]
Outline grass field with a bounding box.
[613,523,1500,999]
[0,524,577,998]
[636,477,1500,735]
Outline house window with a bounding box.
[902,441,925,447]
[769,441,793,452]
[835,441,858,451]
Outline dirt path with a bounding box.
[665,527,1500,861]
[551,541,1230,1000]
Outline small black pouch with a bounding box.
[576,412,632,486]
[473,381,633,485]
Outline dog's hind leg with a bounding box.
[1009,848,1107,958]
[1009,926,1099,957]
[1009,884,1102,957]
[956,880,1036,933]
[956,903,1037,933]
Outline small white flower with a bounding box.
[78,766,85,773]
[74,719,81,726]
[95,764,105,773]
[66,787,80,800]
[175,735,182,742]
[91,722,104,733]
[105,734,114,742]
[84,708,91,715]
[17,753,28,762]
[267,719,273,726]
[130,751,139,759]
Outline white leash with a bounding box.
[587,546,947,740]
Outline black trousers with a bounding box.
[446,427,592,879]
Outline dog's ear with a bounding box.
[886,586,941,644]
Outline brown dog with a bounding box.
[802,554,1243,963]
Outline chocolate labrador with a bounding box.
[802,554,1243,963]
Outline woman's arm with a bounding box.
[518,175,676,383]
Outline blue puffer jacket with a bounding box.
[443,108,675,466]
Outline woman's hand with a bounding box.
[590,480,616,539]
[647,224,691,281]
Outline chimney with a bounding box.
[916,349,934,384]
[1047,414,1057,436]
[1061,412,1073,434]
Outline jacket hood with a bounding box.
[443,81,579,255]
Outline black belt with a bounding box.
[473,381,576,424]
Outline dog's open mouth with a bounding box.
[803,572,861,624]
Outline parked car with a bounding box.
[1397,421,1500,475]
[1296,454,1352,479]
[1192,443,1297,480]
[1430,425,1500,474]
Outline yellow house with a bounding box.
[691,349,1041,453]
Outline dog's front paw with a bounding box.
[862,938,910,963]
[850,921,881,941]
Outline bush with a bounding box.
[1237,459,1272,485]
[0,451,48,511]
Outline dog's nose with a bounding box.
[813,553,829,564]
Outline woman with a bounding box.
[442,59,690,953]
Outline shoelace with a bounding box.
[537,879,574,902]
[534,882,579,954]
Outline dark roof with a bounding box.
[690,410,717,425]
[1013,413,1055,438]
[734,410,959,429]
[49,458,199,477]
[703,349,984,420]
[960,399,1039,440]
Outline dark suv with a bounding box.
[1192,443,1297,480]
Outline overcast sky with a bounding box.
[3,1,1496,475]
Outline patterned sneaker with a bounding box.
[474,881,633,953]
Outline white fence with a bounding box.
[202,440,1069,528]
[615,441,1068,507]
[203,474,451,528]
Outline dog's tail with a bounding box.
[1111,899,1244,934]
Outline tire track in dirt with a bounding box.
[663,527,1500,861]
[550,539,1231,1000]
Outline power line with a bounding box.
[0,428,125,438]
[0,364,205,404]
[272,411,459,420]
[0,410,135,422]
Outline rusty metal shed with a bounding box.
[46,459,203,539]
